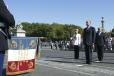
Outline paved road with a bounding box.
[3,47,114,76]
[18,59,114,76]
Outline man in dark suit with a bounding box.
[0,0,15,75]
[83,20,96,64]
[95,28,105,62]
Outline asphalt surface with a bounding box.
[3,47,114,76]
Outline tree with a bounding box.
[21,22,83,40]
[111,28,114,37]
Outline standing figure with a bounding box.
[83,20,96,64]
[95,28,105,62]
[108,37,112,51]
[0,0,15,75]
[72,29,81,59]
[50,40,53,49]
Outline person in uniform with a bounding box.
[83,20,96,64]
[0,0,15,75]
[72,29,81,59]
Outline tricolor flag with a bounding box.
[6,37,38,75]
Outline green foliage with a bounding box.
[20,22,83,40]
[111,28,114,37]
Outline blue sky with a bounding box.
[5,0,114,32]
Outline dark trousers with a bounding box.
[74,45,79,59]
[85,45,92,64]
[0,52,5,76]
[96,45,104,61]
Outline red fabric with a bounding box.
[6,59,35,75]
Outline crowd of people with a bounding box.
[41,20,113,64]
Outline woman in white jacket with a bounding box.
[72,29,81,59]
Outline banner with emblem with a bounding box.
[6,37,38,75]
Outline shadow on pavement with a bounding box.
[45,57,114,65]
[45,58,86,64]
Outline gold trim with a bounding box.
[7,69,34,75]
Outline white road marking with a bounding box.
[37,58,114,70]
[38,63,99,76]
[37,59,114,75]
[90,64,114,70]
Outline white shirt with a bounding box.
[73,34,81,45]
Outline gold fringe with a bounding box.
[7,69,34,75]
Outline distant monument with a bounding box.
[101,17,105,32]
[16,24,26,37]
